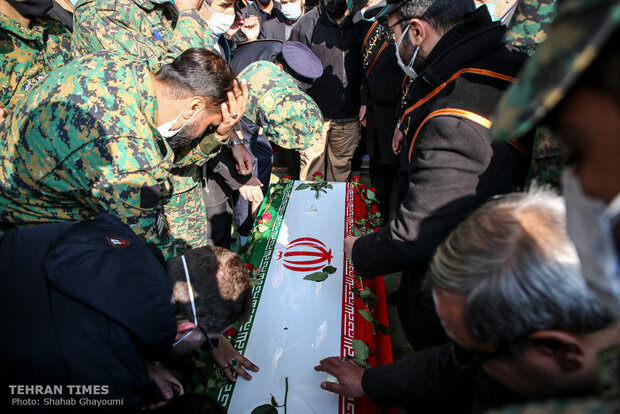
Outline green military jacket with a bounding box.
[239,61,323,150]
[72,0,215,71]
[0,13,72,107]
[72,0,226,251]
[0,51,180,258]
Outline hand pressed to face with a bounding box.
[215,79,249,142]
[314,357,366,399]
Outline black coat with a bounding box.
[361,20,404,165]
[362,342,527,413]
[233,1,288,43]
[289,5,364,119]
[351,8,532,349]
[0,213,176,408]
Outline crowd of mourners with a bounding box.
[1,0,619,412]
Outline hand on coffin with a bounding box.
[314,357,366,399]
[210,335,259,382]
[344,236,359,260]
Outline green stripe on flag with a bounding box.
[217,179,294,409]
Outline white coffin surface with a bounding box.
[225,181,348,414]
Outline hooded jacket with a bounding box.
[289,2,365,119]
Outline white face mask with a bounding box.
[281,1,302,21]
[395,25,419,79]
[157,104,204,138]
[204,2,235,36]
[563,168,620,317]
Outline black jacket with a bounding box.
[361,20,404,164]
[351,8,532,348]
[362,342,526,413]
[289,5,364,119]
[0,214,176,409]
[233,1,288,43]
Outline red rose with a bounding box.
[281,175,292,180]
[312,171,324,179]
[351,175,361,183]
[261,212,273,222]
[244,263,255,271]
[223,326,238,339]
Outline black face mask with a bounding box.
[325,0,348,20]
[256,0,272,6]
[7,0,53,18]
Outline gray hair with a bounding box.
[426,188,613,354]
[395,0,475,35]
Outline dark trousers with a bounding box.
[368,157,399,224]
[233,119,273,237]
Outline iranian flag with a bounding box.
[218,175,395,414]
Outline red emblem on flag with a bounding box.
[278,237,333,272]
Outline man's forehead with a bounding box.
[214,0,235,8]
[433,289,496,352]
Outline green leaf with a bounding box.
[303,271,329,282]
[323,265,337,274]
[360,287,378,304]
[295,183,311,191]
[194,359,206,368]
[326,183,333,189]
[351,226,363,237]
[349,357,368,368]
[270,395,279,407]
[366,189,376,200]
[282,178,292,184]
[195,383,206,394]
[352,339,370,360]
[252,404,278,414]
[254,232,264,241]
[257,223,269,233]
[359,309,373,322]
[351,287,361,298]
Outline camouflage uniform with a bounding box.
[503,0,563,189]
[72,0,215,72]
[0,51,179,259]
[238,61,324,150]
[72,0,224,252]
[490,0,620,411]
[0,13,72,107]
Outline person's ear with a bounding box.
[407,17,427,45]
[185,97,206,119]
[529,330,586,372]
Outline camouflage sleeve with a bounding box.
[73,7,215,71]
[60,139,177,259]
[165,9,216,64]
